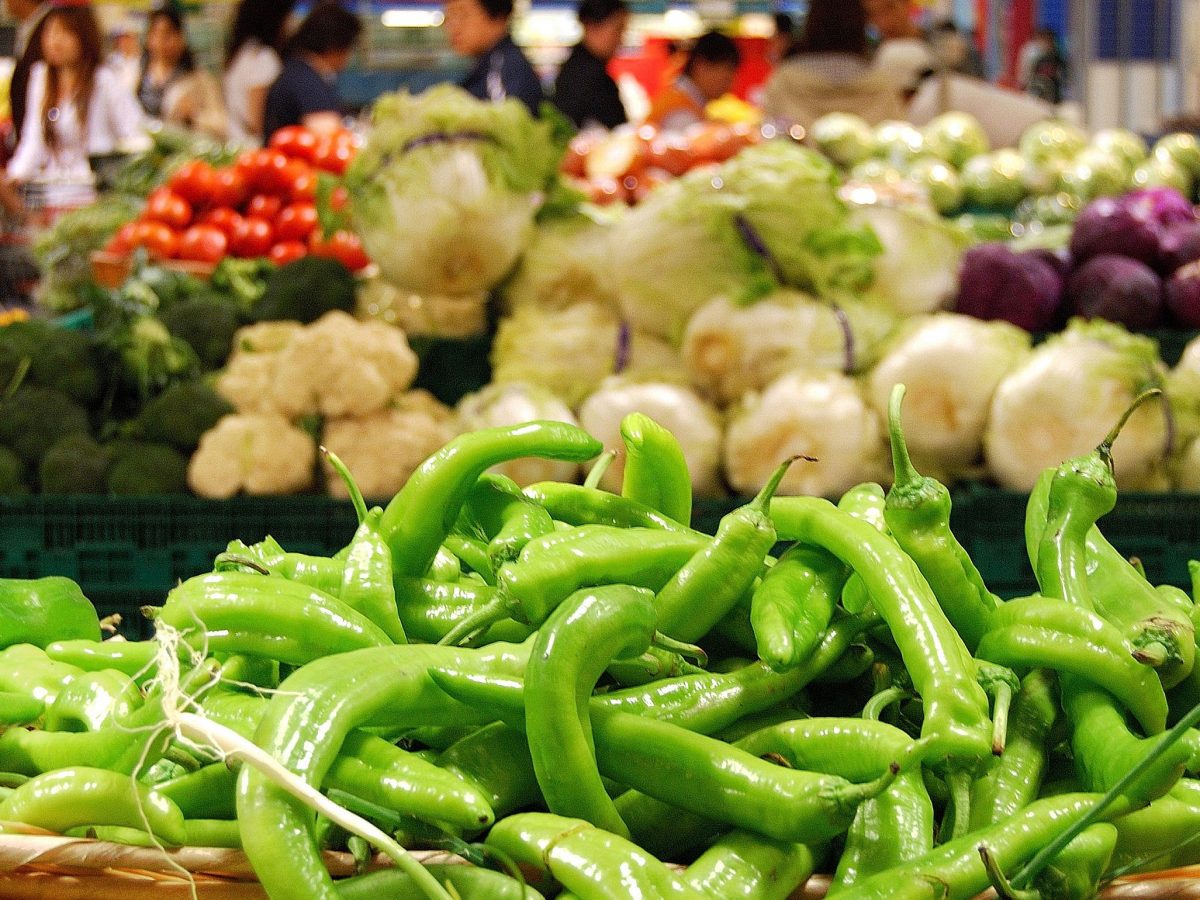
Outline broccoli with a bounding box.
[0,446,30,495]
[39,434,111,494]
[0,386,90,465]
[159,295,241,370]
[251,256,356,324]
[106,441,189,495]
[138,380,233,451]
[102,316,201,402]
[0,321,101,404]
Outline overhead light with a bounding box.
[381,9,445,27]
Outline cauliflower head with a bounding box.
[187,413,317,499]
[215,321,305,414]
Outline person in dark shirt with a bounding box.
[444,0,543,114]
[262,3,361,143]
[553,0,628,130]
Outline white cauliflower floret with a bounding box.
[321,391,457,500]
[723,369,886,498]
[268,311,419,419]
[215,321,305,414]
[187,413,316,498]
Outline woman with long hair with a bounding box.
[138,7,227,138]
[7,3,145,220]
[223,0,297,144]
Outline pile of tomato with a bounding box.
[104,126,370,272]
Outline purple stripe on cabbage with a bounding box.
[1067,254,1164,330]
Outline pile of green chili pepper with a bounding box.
[3,400,1200,900]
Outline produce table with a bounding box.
[1,488,1196,637]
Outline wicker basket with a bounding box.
[0,832,1194,898]
[90,251,216,290]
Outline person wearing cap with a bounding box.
[444,0,543,114]
[552,0,628,130]
[646,30,740,132]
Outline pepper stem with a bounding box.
[1097,388,1164,469]
[841,758,902,806]
[888,383,922,488]
[584,449,617,490]
[980,845,1041,900]
[322,447,368,526]
[991,680,1014,756]
[751,455,806,514]
[436,599,509,647]
[1131,640,1170,667]
[862,686,910,721]
[651,632,708,668]
[1010,697,1200,889]
[946,770,973,842]
[212,553,271,576]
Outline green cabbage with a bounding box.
[500,208,619,313]
[347,85,567,297]
[610,141,882,341]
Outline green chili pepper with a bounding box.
[1061,674,1189,803]
[836,482,889,616]
[1035,823,1117,900]
[155,572,393,664]
[0,693,43,726]
[236,640,532,900]
[336,866,546,900]
[526,585,657,837]
[884,385,997,653]
[969,669,1059,831]
[379,422,602,579]
[654,458,795,643]
[44,639,158,683]
[522,482,694,533]
[977,595,1169,735]
[340,509,407,644]
[0,644,83,706]
[750,543,847,672]
[393,577,533,645]
[613,789,726,861]
[0,577,101,651]
[0,766,187,845]
[769,496,993,774]
[437,722,541,819]
[683,830,817,900]
[429,546,462,582]
[619,412,693,525]
[157,762,238,819]
[485,812,704,900]
[455,473,555,568]
[1110,778,1200,873]
[42,669,141,733]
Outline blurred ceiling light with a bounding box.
[381,9,445,27]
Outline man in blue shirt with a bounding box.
[263,3,362,143]
[444,0,543,114]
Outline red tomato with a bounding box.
[177,224,229,263]
[210,167,248,209]
[268,240,308,265]
[275,202,318,242]
[168,160,218,207]
[104,221,138,255]
[236,148,290,194]
[287,165,317,202]
[312,136,354,175]
[144,188,192,230]
[245,194,283,221]
[645,137,693,177]
[269,125,319,163]
[309,229,369,271]
[130,220,179,259]
[232,216,274,258]
[198,207,245,240]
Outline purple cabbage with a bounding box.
[1166,260,1200,328]
[1069,196,1160,267]
[1122,187,1196,232]
[1157,220,1200,275]
[1066,253,1163,329]
[955,242,1064,331]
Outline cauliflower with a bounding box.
[321,391,456,500]
[187,414,317,499]
[456,382,581,486]
[723,370,887,499]
[267,311,419,419]
[215,321,304,414]
[578,377,723,496]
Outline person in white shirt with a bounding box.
[222,0,296,146]
[864,0,936,98]
[7,4,145,220]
